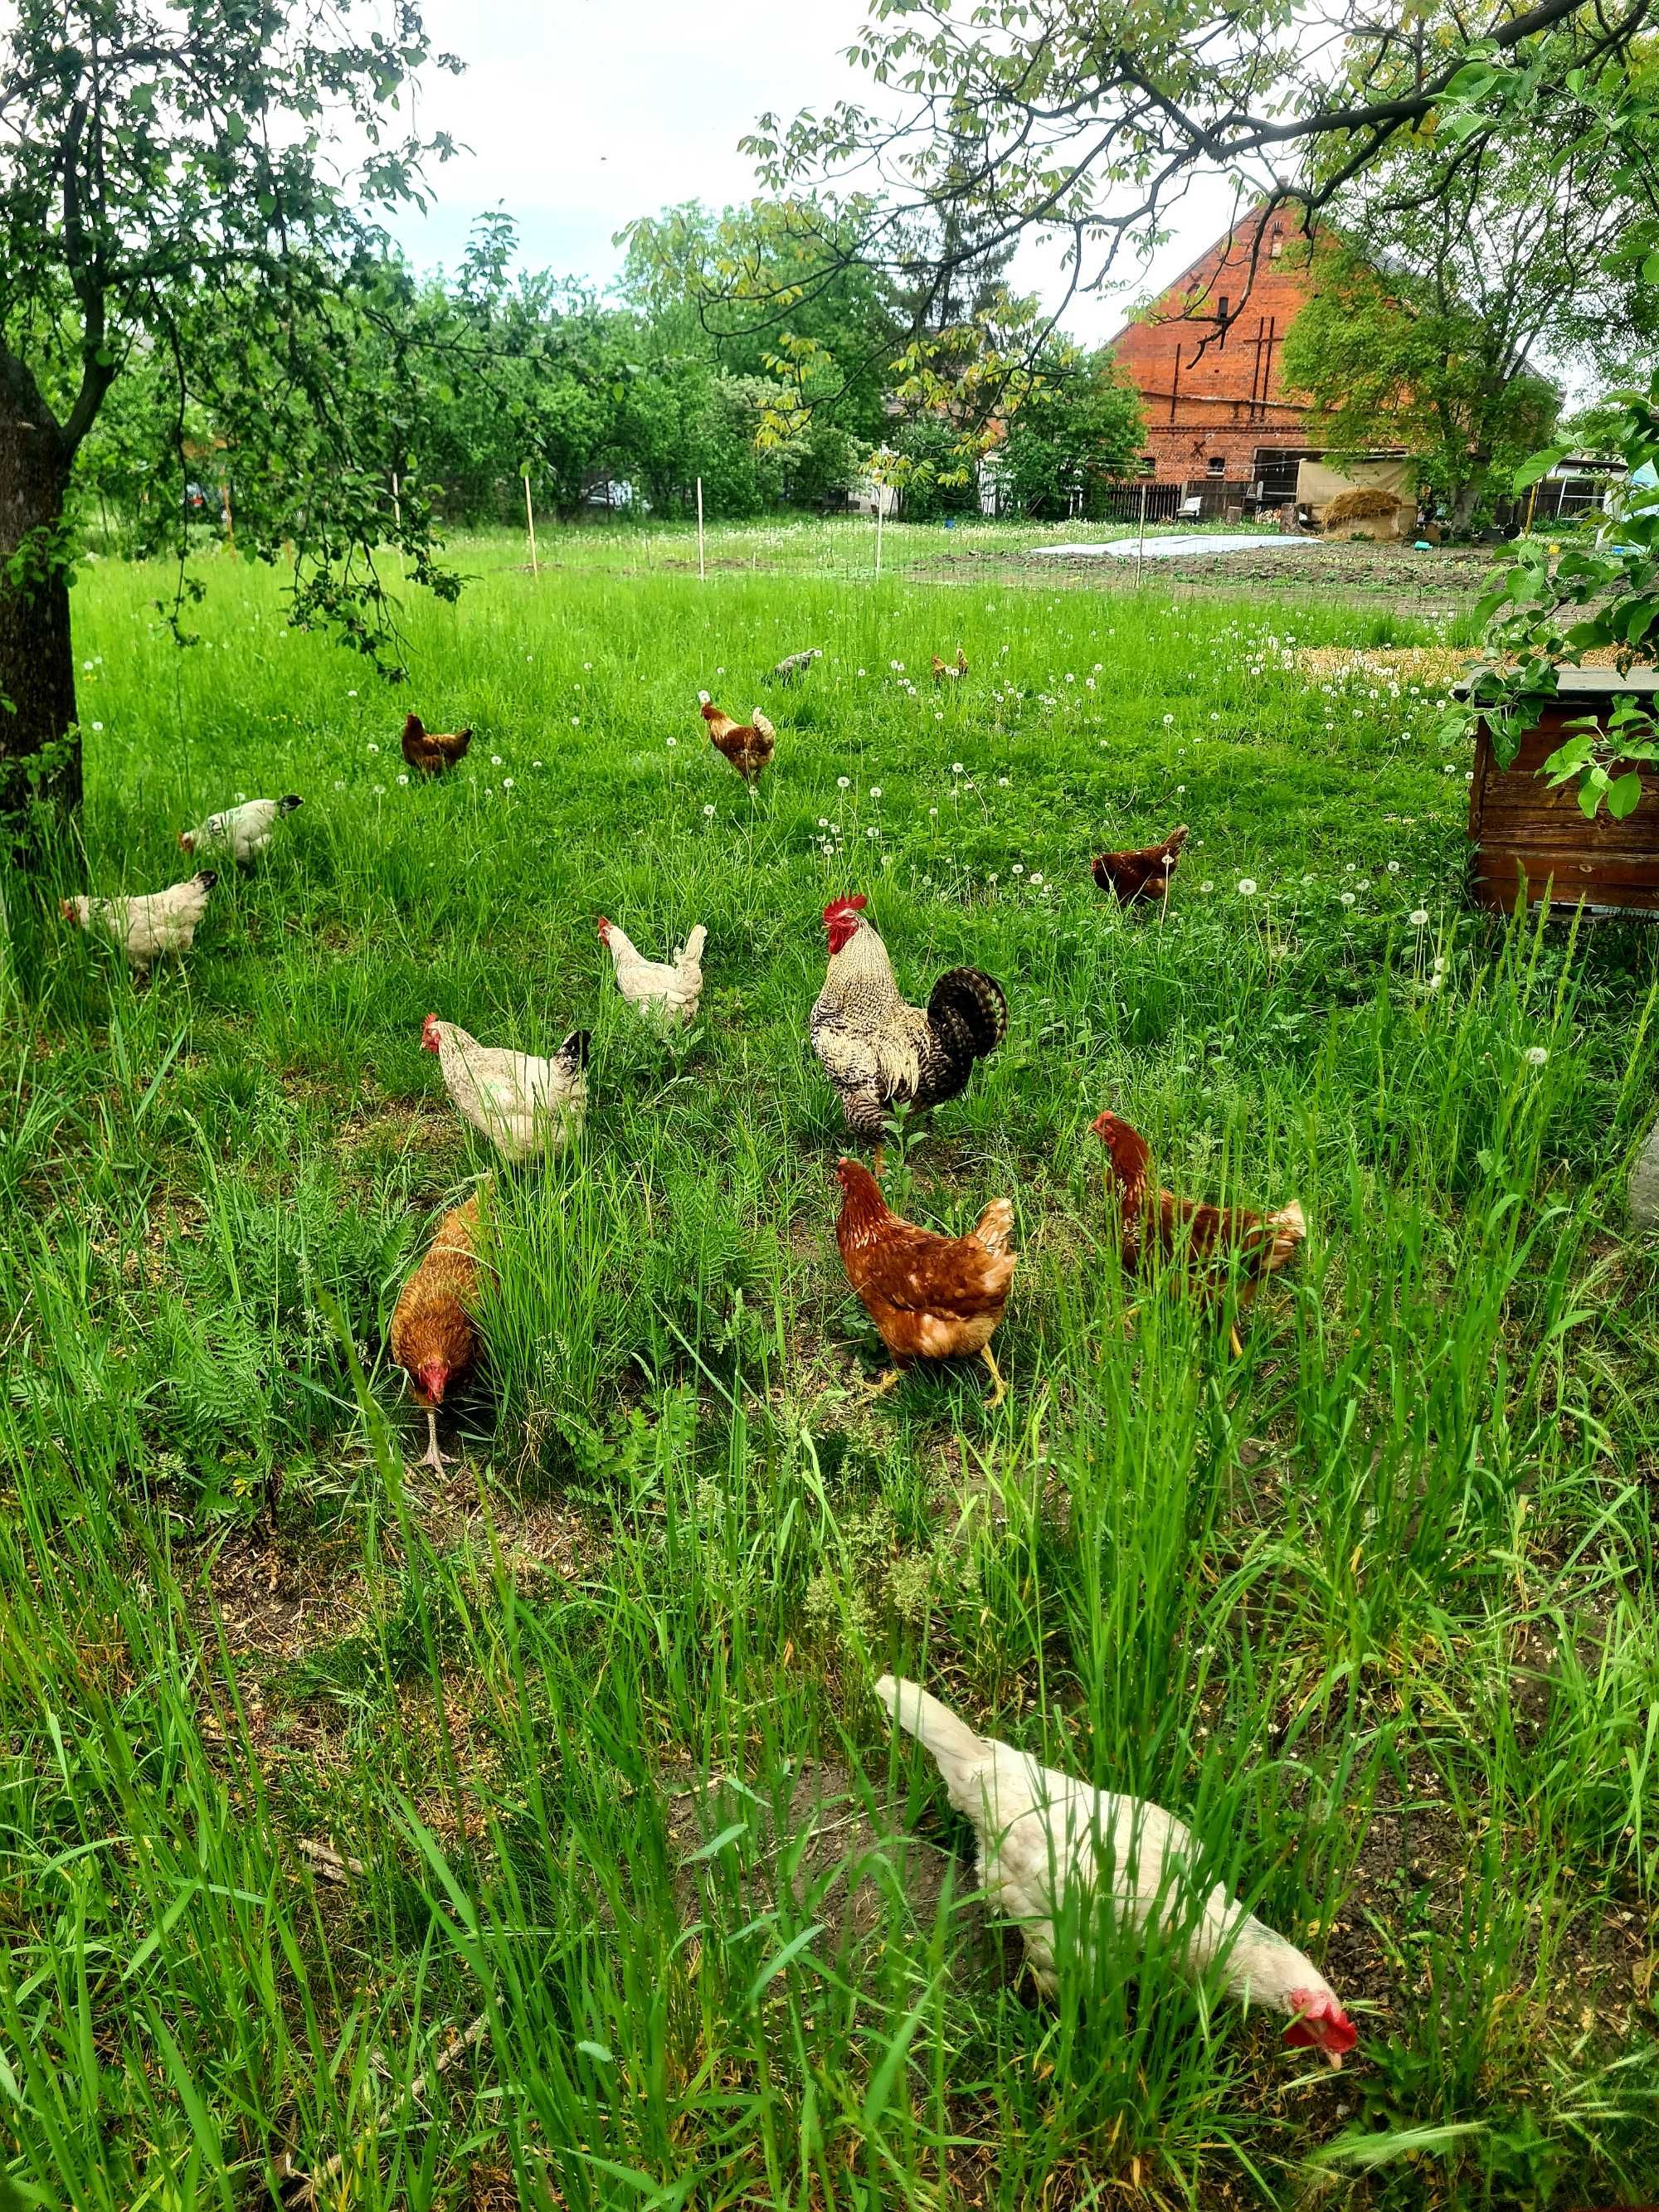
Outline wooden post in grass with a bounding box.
[1136,478,1148,586]
[875,494,884,581]
[392,471,405,578]
[523,468,539,577]
[220,479,235,553]
[696,477,706,581]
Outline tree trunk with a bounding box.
[0,404,79,823]
[1447,479,1483,537]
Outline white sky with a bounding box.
[387,0,1240,343]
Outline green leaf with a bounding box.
[1607,771,1644,819]
[575,2039,615,2064]
[1579,773,1604,820]
[680,1821,747,1864]
[1643,253,1659,287]
[1511,447,1569,493]
[745,1921,825,2007]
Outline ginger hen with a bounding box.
[1092,824,1189,905]
[932,649,968,683]
[834,1158,1016,1404]
[1092,1109,1305,1357]
[810,894,1005,1171]
[390,1188,486,1475]
[698,695,775,783]
[401,713,474,774]
[876,1675,1358,2065]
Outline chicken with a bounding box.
[810,895,1006,1169]
[875,1675,1358,2067]
[771,648,822,683]
[834,1158,1016,1403]
[596,916,706,1026]
[422,1016,589,1165]
[390,1189,485,1475]
[179,794,303,863]
[1092,1109,1306,1357]
[61,870,217,969]
[699,695,775,782]
[401,713,474,774]
[932,649,968,683]
[1092,824,1189,905]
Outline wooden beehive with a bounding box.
[1464,670,1659,916]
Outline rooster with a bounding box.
[390,1189,485,1475]
[698,695,775,782]
[180,794,303,863]
[596,917,706,1027]
[422,1016,589,1165]
[771,648,822,684]
[1092,1109,1306,1357]
[1092,824,1189,905]
[810,895,1006,1171]
[932,649,968,683]
[876,1675,1358,2067]
[401,714,473,774]
[835,1159,1016,1403]
[61,871,216,969]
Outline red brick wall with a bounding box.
[1110,215,1331,488]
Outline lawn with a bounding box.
[3,526,1657,2210]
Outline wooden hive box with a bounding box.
[1464,669,1659,916]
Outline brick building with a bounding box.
[1108,210,1331,498]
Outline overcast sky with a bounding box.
[386,0,1241,344]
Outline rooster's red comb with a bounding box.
[823,893,868,922]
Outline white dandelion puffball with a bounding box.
[698,690,711,704]
[1523,1046,1549,1068]
[1163,713,1175,727]
[818,817,829,829]
[1012,863,1024,877]
[869,786,883,800]
[503,777,514,790]
[667,736,678,748]
[1340,890,1356,907]
[91,722,103,732]
[1238,878,1258,897]
[837,775,850,790]
[367,741,379,754]
[1029,873,1044,887]
[1201,880,1214,893]
[1409,908,1428,926]
[571,717,580,727]
[491,754,503,766]
[928,806,938,817]
[703,804,716,819]
[951,761,964,775]
[347,688,358,698]
[1387,859,1401,874]
[998,776,1010,788]
[397,773,409,786]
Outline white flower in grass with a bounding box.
[928,806,938,818]
[1433,955,1447,973]
[1200,880,1214,893]
[1029,873,1044,887]
[667,736,678,748]
[367,742,379,754]
[1355,878,1371,892]
[491,754,503,766]
[1523,1046,1549,1068]
[857,668,867,677]
[1408,908,1429,927]
[91,722,104,732]
[503,777,514,790]
[1386,859,1401,875]
[951,761,964,775]
[1237,878,1258,897]
[1163,713,1175,727]
[372,783,384,795]
[998,776,1010,788]
[869,785,883,800]
[347,688,358,698]
[1340,891,1356,907]
[836,775,850,790]
[533,759,543,769]
[571,716,580,727]
[1012,863,1024,877]
[703,805,716,818]
[332,778,344,790]
[866,825,878,839]
[397,773,409,786]
[818,816,829,828]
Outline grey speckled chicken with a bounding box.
[876,1675,1359,2068]
[809,895,1005,1155]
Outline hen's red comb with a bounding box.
[823,893,868,921]
[1283,1993,1358,2054]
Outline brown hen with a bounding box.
[834,1159,1017,1404]
[1092,824,1189,904]
[390,1189,486,1472]
[401,713,474,774]
[1092,1111,1304,1356]
[699,696,775,782]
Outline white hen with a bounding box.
[596,916,706,1026]
[180,794,303,863]
[875,1676,1357,2067]
[422,1016,589,1164]
[61,871,217,969]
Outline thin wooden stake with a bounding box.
[1136,478,1148,587]
[523,471,538,577]
[696,476,705,581]
[220,479,235,554]
[874,495,883,580]
[391,471,404,579]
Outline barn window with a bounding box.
[1206,455,1226,477]
[1270,228,1283,258]
[1138,455,1156,478]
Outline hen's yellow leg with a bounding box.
[980,1345,1008,1407]
[862,1367,902,1398]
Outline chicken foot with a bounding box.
[979,1345,1009,1408]
[418,1407,452,1475]
[862,1366,904,1398]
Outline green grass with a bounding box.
[2,527,1657,2209]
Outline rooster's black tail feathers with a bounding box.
[927,967,1008,1072]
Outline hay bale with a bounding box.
[1323,485,1401,527]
